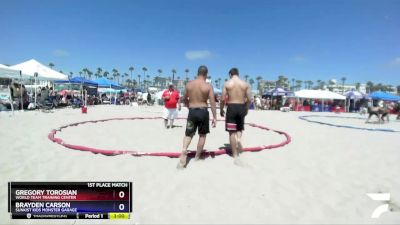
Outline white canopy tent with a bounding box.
[295,89,346,112]
[0,64,26,79]
[294,89,346,100]
[10,59,68,81]
[0,64,26,113]
[9,59,68,107]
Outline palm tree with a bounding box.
[249,78,255,89]
[129,66,134,81]
[291,78,295,90]
[157,69,162,76]
[126,79,132,88]
[277,75,288,88]
[316,80,322,89]
[112,69,118,82]
[121,73,129,84]
[355,82,361,91]
[59,70,64,74]
[397,85,400,95]
[244,74,249,82]
[87,70,93,80]
[96,67,102,79]
[320,81,326,90]
[82,68,88,79]
[295,80,303,91]
[172,69,176,81]
[116,72,121,84]
[185,69,189,81]
[366,81,374,93]
[103,71,110,79]
[146,74,150,87]
[341,77,346,94]
[69,72,73,79]
[142,67,147,77]
[309,81,314,89]
[137,74,141,87]
[142,67,147,88]
[84,68,90,79]
[79,71,82,77]
[256,76,263,91]
[49,63,54,69]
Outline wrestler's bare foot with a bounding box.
[237,141,243,154]
[177,153,187,169]
[234,157,250,168]
[194,151,204,161]
[177,162,185,170]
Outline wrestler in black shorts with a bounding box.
[185,107,210,137]
[225,103,246,131]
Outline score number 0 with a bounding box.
[118,191,125,211]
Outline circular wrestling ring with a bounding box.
[48,117,291,157]
[299,115,400,133]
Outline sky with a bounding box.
[0,0,399,85]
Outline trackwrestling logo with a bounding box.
[366,193,390,218]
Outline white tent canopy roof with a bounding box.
[10,59,68,80]
[0,64,26,79]
[294,89,346,100]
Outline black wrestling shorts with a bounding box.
[185,107,210,136]
[226,104,246,131]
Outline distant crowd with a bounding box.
[0,82,158,111]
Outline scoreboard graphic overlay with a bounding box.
[8,182,132,219]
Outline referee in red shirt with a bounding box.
[162,82,181,128]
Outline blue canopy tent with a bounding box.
[93,77,124,89]
[54,77,98,106]
[93,78,125,105]
[368,91,400,101]
[55,77,98,86]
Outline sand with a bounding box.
[0,105,399,224]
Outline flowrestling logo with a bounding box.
[366,193,390,218]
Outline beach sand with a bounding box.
[0,105,399,224]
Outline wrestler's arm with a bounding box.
[220,84,227,117]
[183,85,189,107]
[245,84,252,115]
[209,85,217,119]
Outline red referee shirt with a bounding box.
[162,89,180,109]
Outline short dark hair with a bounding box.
[197,65,208,76]
[229,68,239,76]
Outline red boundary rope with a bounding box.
[48,117,291,158]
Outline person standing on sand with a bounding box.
[162,82,181,128]
[177,65,217,169]
[220,68,252,165]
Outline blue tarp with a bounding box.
[93,77,124,89]
[368,91,400,101]
[55,77,98,86]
